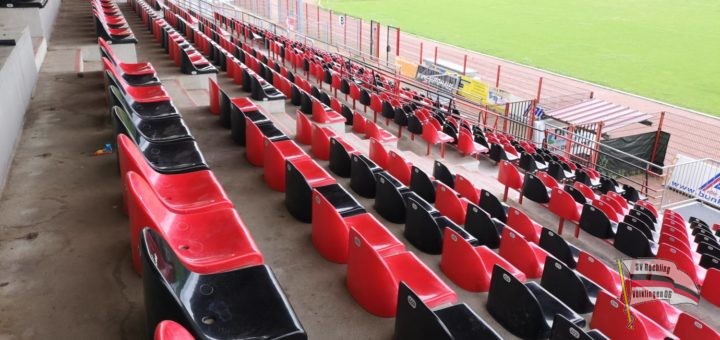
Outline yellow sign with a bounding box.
[458,75,489,105]
[395,57,419,79]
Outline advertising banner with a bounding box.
[457,75,489,104]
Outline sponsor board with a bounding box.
[668,154,720,206]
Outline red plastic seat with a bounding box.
[370,93,383,118]
[573,181,597,201]
[453,174,480,204]
[421,121,454,158]
[632,298,681,331]
[457,128,488,157]
[369,138,389,170]
[349,83,361,108]
[295,110,313,145]
[387,151,412,186]
[637,200,659,218]
[536,171,560,189]
[366,121,399,144]
[576,251,624,297]
[330,97,342,113]
[592,199,622,224]
[497,160,523,202]
[657,243,706,287]
[590,291,677,340]
[506,207,542,243]
[607,191,629,210]
[125,172,263,275]
[311,124,337,161]
[263,139,309,192]
[435,182,470,225]
[701,269,720,307]
[353,111,367,134]
[600,194,627,216]
[498,226,548,279]
[440,228,526,292]
[312,99,346,124]
[673,312,720,340]
[312,189,405,263]
[154,321,194,340]
[346,228,457,317]
[548,187,583,236]
[98,38,155,76]
[117,134,232,215]
[103,58,169,103]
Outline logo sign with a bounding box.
[619,258,700,306]
[668,154,720,206]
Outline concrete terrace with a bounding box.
[0,0,718,338]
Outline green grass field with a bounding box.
[322,0,720,116]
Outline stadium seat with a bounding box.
[140,229,306,339]
[464,203,504,249]
[403,193,474,254]
[366,121,399,144]
[368,138,389,170]
[521,173,551,204]
[387,151,412,186]
[631,298,681,332]
[263,138,308,192]
[409,166,435,203]
[346,228,457,317]
[154,321,193,340]
[432,160,455,188]
[506,207,542,243]
[498,226,548,279]
[614,222,657,258]
[295,110,313,145]
[311,187,404,263]
[117,134,230,213]
[328,137,358,178]
[479,189,509,223]
[99,38,159,86]
[421,121,454,158]
[245,120,288,167]
[657,243,706,287]
[111,106,190,144]
[125,172,263,274]
[578,204,617,239]
[374,171,412,224]
[549,187,583,236]
[349,154,383,198]
[673,312,720,339]
[486,265,585,339]
[352,110,367,134]
[284,158,337,223]
[457,128,488,157]
[310,124,337,161]
[576,251,624,297]
[590,291,676,340]
[549,315,608,340]
[394,282,502,340]
[312,99,345,124]
[435,182,470,225]
[538,228,580,268]
[441,228,525,292]
[230,97,267,145]
[540,257,600,314]
[702,269,720,306]
[497,160,523,202]
[453,174,480,204]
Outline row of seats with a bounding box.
[93,0,136,44]
[97,7,307,338]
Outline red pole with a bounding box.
[433,46,438,64]
[503,103,509,133]
[536,77,544,102]
[462,55,467,75]
[316,5,320,37]
[329,10,333,44]
[375,22,380,58]
[495,65,501,88]
[564,125,574,158]
[527,100,536,141]
[395,28,400,56]
[419,42,423,65]
[591,122,604,169]
[650,111,666,165]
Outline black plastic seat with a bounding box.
[578,204,617,239]
[479,189,508,223]
[340,105,353,125]
[550,314,608,340]
[107,83,178,121]
[255,122,289,142]
[575,170,600,188]
[621,184,642,202]
[487,265,585,339]
[2,0,48,8]
[432,161,454,188]
[218,88,232,128]
[180,51,217,75]
[403,192,477,254]
[548,161,575,182]
[359,89,371,106]
[310,85,320,99]
[395,282,501,340]
[315,184,366,218]
[698,241,720,259]
[349,154,382,198]
[565,184,588,204]
[623,215,654,238]
[319,91,331,106]
[374,171,412,224]
[340,78,350,94]
[241,68,252,92]
[231,105,269,146]
[599,176,623,194]
[381,100,395,120]
[300,91,312,114]
[628,208,656,231]
[328,137,354,178]
[519,152,543,172]
[112,106,191,144]
[251,76,285,101]
[488,143,519,163]
[140,228,307,340]
[407,115,423,136]
[290,85,302,106]
[521,173,551,204]
[464,203,504,249]
[700,253,720,270]
[538,227,580,268]
[136,135,208,174]
[409,166,435,203]
[285,159,335,223]
[633,205,657,224]
[540,257,600,314]
[442,123,458,144]
[614,222,657,258]
[393,107,410,128]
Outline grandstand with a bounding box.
[0,0,719,338]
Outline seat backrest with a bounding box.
[409,166,435,203]
[521,173,550,204]
[97,37,120,65]
[125,171,173,232]
[673,312,720,339]
[537,171,560,189]
[507,207,540,243]
[154,320,195,340]
[479,189,507,223]
[497,160,523,191]
[538,227,577,268]
[117,134,158,182]
[549,314,601,340]
[368,138,389,169]
[592,199,619,223]
[576,252,621,296]
[657,243,701,284]
[564,184,587,204]
[573,181,596,200]
[464,203,501,249]
[435,182,465,225]
[432,161,454,188]
[540,256,594,314]
[486,265,545,339]
[388,151,412,186]
[499,226,543,278]
[454,174,480,204]
[352,111,367,133]
[347,227,396,293]
[607,191,629,209]
[394,282,453,340]
[600,195,624,215]
[549,187,580,220]
[404,193,444,254]
[591,291,674,340]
